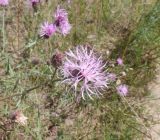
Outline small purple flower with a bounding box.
[29,0,39,5]
[107,73,116,82]
[0,0,9,6]
[28,0,40,10]
[67,0,71,4]
[59,21,71,35]
[61,45,108,99]
[40,22,56,39]
[117,58,123,65]
[54,6,68,21]
[54,6,71,36]
[116,84,128,96]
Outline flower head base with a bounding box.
[54,6,71,35]
[0,0,9,6]
[61,45,108,99]
[116,84,128,96]
[40,22,56,39]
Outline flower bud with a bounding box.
[51,50,63,68]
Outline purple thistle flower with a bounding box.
[59,21,71,35]
[39,22,56,39]
[60,45,108,100]
[28,0,40,10]
[116,84,128,96]
[117,58,123,65]
[29,0,39,5]
[54,6,68,21]
[54,6,71,36]
[0,0,9,6]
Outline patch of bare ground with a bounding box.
[144,64,160,140]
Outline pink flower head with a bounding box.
[117,58,123,65]
[67,0,71,4]
[40,22,56,39]
[54,6,68,20]
[58,21,71,36]
[116,84,128,96]
[107,73,116,82]
[0,0,9,6]
[29,0,39,6]
[61,45,108,99]
[27,0,40,10]
[54,6,71,35]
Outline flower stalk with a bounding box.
[2,7,5,52]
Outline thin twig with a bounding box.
[0,79,61,102]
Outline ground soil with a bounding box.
[145,66,160,140]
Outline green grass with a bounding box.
[0,0,159,139]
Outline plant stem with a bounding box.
[2,8,5,52]
[52,68,57,80]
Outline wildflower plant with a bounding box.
[60,45,109,99]
[54,6,72,35]
[0,0,157,139]
[39,22,56,39]
[39,6,71,40]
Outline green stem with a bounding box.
[2,8,5,52]
[52,68,57,80]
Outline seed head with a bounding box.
[10,110,28,126]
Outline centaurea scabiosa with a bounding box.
[60,45,108,99]
[117,57,123,65]
[0,0,9,6]
[27,0,40,11]
[54,6,71,35]
[39,22,56,39]
[29,0,40,7]
[117,84,128,96]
